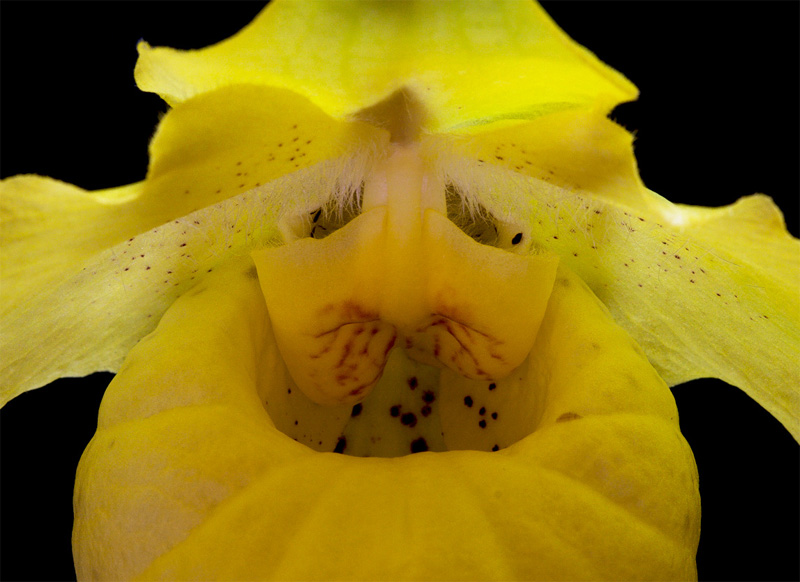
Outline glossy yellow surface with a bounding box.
[74,259,699,580]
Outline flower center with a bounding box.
[252,145,559,457]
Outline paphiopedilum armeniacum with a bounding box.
[1,2,798,580]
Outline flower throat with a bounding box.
[252,143,559,457]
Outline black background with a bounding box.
[1,2,798,581]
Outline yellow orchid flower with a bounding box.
[1,2,798,581]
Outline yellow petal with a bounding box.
[435,110,800,440]
[74,257,698,580]
[134,0,636,132]
[0,85,383,405]
[0,176,149,403]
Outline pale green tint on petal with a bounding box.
[75,258,698,580]
[434,113,800,440]
[0,177,138,311]
[598,196,800,440]
[0,85,382,405]
[0,187,269,406]
[134,0,637,132]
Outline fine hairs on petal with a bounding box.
[278,147,377,220]
[433,145,576,255]
[272,142,383,242]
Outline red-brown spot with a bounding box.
[556,412,583,423]
[410,438,428,453]
[336,343,353,368]
[383,336,396,357]
[342,300,378,320]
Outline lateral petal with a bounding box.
[437,110,800,440]
[0,85,383,404]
